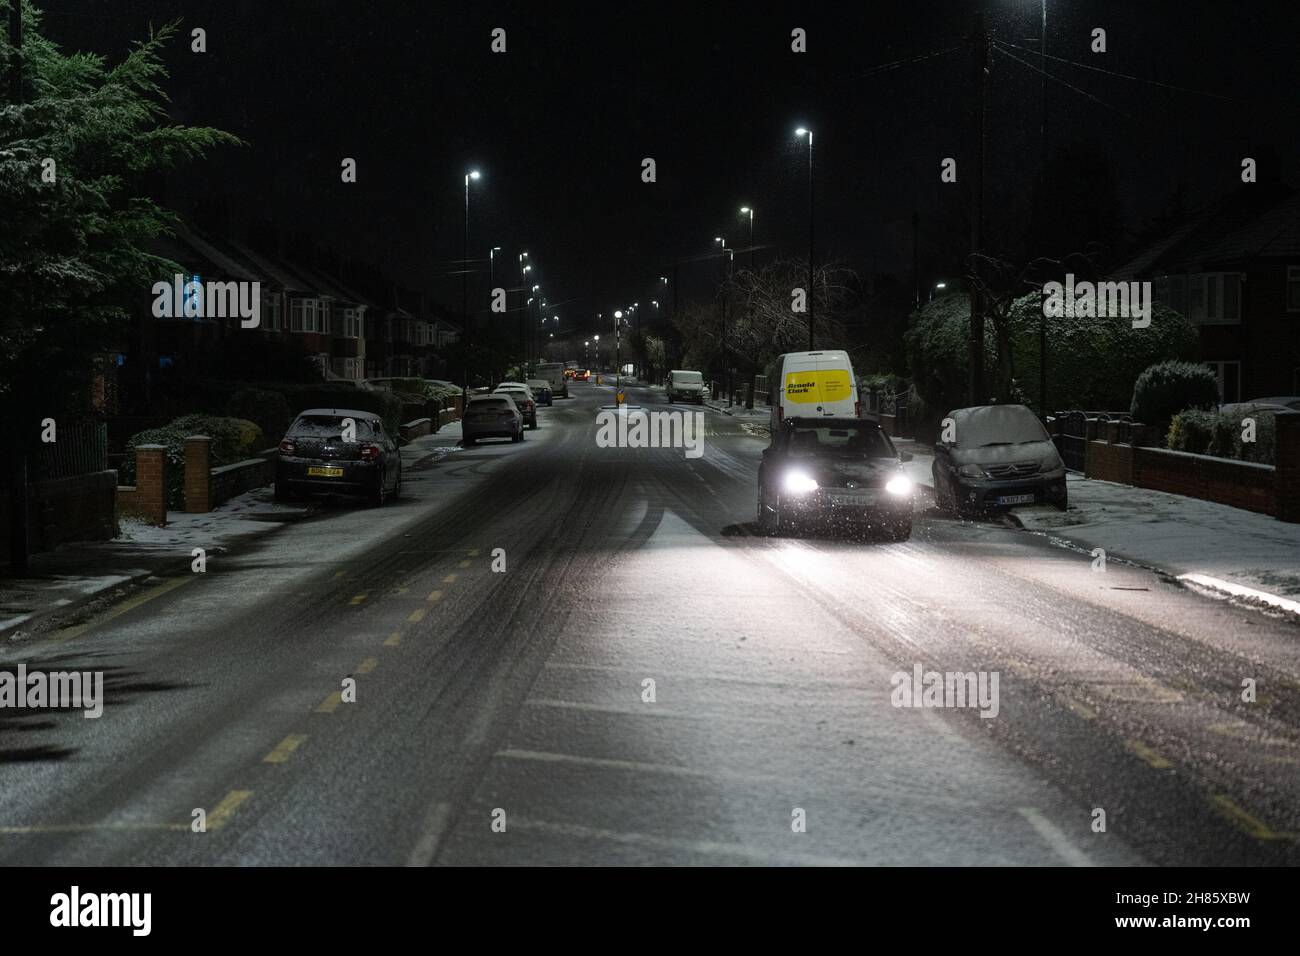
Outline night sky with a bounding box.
[40,0,1300,339]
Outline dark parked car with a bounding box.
[758,417,915,539]
[527,378,554,406]
[461,395,524,444]
[932,404,1067,515]
[275,409,402,505]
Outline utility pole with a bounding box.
[912,210,920,311]
[806,134,815,350]
[1037,0,1048,419]
[8,0,30,575]
[969,9,988,405]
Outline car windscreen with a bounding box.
[954,406,1049,448]
[470,398,511,409]
[674,372,703,383]
[289,415,381,439]
[788,423,895,458]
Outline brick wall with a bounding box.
[1084,440,1134,485]
[208,452,275,508]
[117,444,167,526]
[0,470,119,564]
[1133,447,1275,516]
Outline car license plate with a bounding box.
[830,491,875,506]
[307,466,344,478]
[997,493,1035,505]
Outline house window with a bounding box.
[290,298,324,333]
[1205,360,1241,403]
[341,307,362,338]
[1288,266,1300,312]
[262,293,282,331]
[1183,273,1242,325]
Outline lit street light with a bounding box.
[795,127,814,349]
[462,169,481,400]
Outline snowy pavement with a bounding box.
[894,439,1300,620]
[0,425,465,641]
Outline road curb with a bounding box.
[0,567,160,644]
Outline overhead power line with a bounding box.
[995,37,1242,103]
[993,42,1135,122]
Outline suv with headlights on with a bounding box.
[757,417,914,540]
[932,404,1067,516]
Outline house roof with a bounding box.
[1111,185,1297,279]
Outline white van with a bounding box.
[536,362,569,399]
[768,350,860,430]
[667,370,705,404]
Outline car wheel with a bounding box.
[511,429,522,443]
[1055,490,1068,512]
[273,480,293,503]
[885,519,912,542]
[775,495,799,537]
[757,485,773,531]
[370,473,387,507]
[391,466,401,501]
[462,436,476,446]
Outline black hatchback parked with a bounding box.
[275,408,402,505]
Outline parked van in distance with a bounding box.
[667,370,705,404]
[536,362,569,399]
[768,350,860,431]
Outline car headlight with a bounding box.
[885,474,913,497]
[782,470,819,494]
[957,464,984,478]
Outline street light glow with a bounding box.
[795,127,808,136]
[468,170,481,180]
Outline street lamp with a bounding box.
[489,246,501,288]
[930,281,947,304]
[740,206,755,272]
[795,127,814,349]
[462,169,482,399]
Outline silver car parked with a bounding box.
[461,395,524,445]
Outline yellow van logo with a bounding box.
[785,369,851,404]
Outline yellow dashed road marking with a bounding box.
[408,608,426,623]
[384,631,402,647]
[1210,795,1298,841]
[207,790,253,830]
[427,590,443,602]
[356,657,378,674]
[443,573,458,584]
[457,559,471,568]
[263,734,307,764]
[1125,739,1172,770]
[315,691,343,713]
[468,549,481,557]
[349,593,367,606]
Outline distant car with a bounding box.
[535,363,569,399]
[275,409,401,505]
[461,395,524,445]
[667,369,705,404]
[758,417,914,540]
[493,383,538,428]
[932,404,1067,515]
[1219,396,1300,418]
[574,369,590,382]
[526,378,554,406]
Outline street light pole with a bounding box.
[795,128,814,349]
[462,170,480,401]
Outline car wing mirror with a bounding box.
[899,451,913,463]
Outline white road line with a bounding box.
[1017,807,1096,867]
[495,748,783,784]
[406,800,452,867]
[523,697,794,725]
[508,815,862,866]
